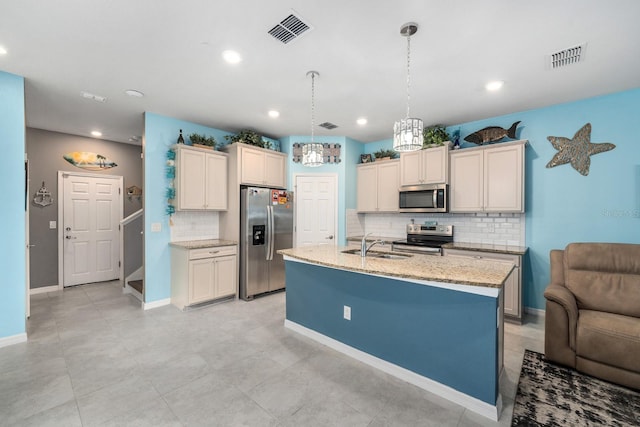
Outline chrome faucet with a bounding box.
[361,233,385,257]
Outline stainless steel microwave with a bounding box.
[398,183,448,213]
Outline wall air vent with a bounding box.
[549,44,586,69]
[268,12,312,44]
[319,122,338,130]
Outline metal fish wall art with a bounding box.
[464,121,521,145]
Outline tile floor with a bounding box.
[1,281,544,426]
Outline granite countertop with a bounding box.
[278,245,514,289]
[442,242,528,256]
[169,239,237,249]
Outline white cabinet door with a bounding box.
[450,150,484,212]
[177,148,206,209]
[399,150,423,186]
[215,255,237,297]
[264,151,286,188]
[423,145,448,184]
[240,147,266,185]
[357,164,378,212]
[189,258,215,304]
[376,161,400,212]
[205,153,228,210]
[484,143,523,212]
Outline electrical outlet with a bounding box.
[151,222,162,232]
[343,305,351,321]
[49,221,56,229]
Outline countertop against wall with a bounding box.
[169,239,237,249]
[442,242,528,256]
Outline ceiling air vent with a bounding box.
[319,122,338,130]
[549,44,586,69]
[268,12,312,44]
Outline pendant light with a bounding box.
[393,22,423,152]
[302,71,324,167]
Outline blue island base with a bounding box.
[284,259,503,421]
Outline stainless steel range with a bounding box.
[391,224,453,256]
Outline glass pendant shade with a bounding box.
[393,118,423,151]
[302,143,324,167]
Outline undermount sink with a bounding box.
[341,248,412,260]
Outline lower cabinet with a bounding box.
[171,245,237,310]
[443,248,522,323]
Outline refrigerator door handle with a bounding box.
[267,205,275,261]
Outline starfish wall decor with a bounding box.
[546,123,615,176]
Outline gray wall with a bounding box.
[27,128,143,289]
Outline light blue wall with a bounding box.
[281,136,364,245]
[143,112,233,303]
[448,88,640,309]
[0,71,26,339]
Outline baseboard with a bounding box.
[30,285,59,295]
[284,319,500,422]
[525,307,545,318]
[143,298,170,310]
[0,333,27,348]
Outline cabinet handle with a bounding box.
[474,255,483,259]
[209,250,220,255]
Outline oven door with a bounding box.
[391,241,443,256]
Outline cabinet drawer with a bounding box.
[189,245,237,260]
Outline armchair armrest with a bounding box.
[544,283,578,349]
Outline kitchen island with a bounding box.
[278,245,514,421]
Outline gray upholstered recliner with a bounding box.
[544,242,640,390]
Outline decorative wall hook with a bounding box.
[126,185,143,201]
[33,181,54,207]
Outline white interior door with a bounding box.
[60,172,122,287]
[295,174,337,247]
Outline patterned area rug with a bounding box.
[512,350,640,426]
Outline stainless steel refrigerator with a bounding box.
[240,186,294,300]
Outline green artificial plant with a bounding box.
[423,125,450,148]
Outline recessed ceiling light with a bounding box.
[222,50,242,64]
[125,89,144,97]
[0,46,7,55]
[268,110,280,118]
[485,80,504,91]
[91,131,102,137]
[356,118,367,125]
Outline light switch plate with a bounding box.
[151,222,162,232]
[49,221,56,229]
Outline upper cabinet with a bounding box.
[357,160,400,213]
[400,145,449,186]
[174,145,228,211]
[225,143,287,188]
[449,140,526,213]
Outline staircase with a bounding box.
[120,209,144,303]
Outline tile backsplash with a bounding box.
[170,211,219,242]
[347,210,525,246]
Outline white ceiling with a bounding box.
[1,0,639,145]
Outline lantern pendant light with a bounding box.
[302,71,324,167]
[393,22,423,152]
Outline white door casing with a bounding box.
[295,174,338,247]
[58,172,122,288]
[25,158,30,318]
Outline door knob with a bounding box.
[66,227,71,231]
[65,235,76,240]
[326,235,334,240]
